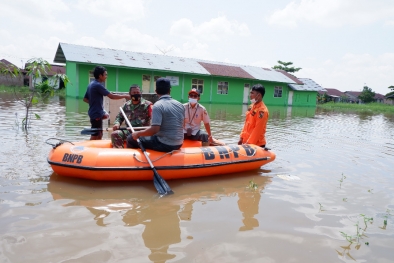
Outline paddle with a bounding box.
[119,107,174,196]
[81,126,148,135]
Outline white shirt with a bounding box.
[183,103,210,135]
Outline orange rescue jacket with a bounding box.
[240,101,269,146]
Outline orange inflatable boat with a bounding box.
[46,139,276,181]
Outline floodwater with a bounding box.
[1,93,394,263]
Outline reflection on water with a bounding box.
[47,172,271,262]
[1,94,394,262]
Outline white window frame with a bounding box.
[274,86,282,98]
[217,81,229,95]
[191,78,204,94]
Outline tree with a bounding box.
[358,86,375,103]
[3,58,69,130]
[272,60,302,73]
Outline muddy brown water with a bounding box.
[1,94,394,262]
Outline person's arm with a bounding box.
[83,90,89,103]
[203,122,213,142]
[132,125,160,140]
[107,93,130,100]
[238,106,252,145]
[144,104,152,126]
[113,104,127,130]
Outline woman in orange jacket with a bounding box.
[238,84,269,147]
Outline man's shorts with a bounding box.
[90,118,102,136]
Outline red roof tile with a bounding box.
[318,88,346,97]
[198,62,255,79]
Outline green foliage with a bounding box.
[358,86,376,103]
[248,179,258,190]
[0,61,21,78]
[317,101,394,114]
[3,58,69,130]
[272,60,302,73]
[36,80,53,94]
[317,92,331,104]
[388,85,394,91]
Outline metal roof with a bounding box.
[288,78,324,91]
[54,43,298,84]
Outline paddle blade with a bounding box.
[152,168,174,196]
[80,129,97,135]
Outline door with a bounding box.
[288,90,294,106]
[243,84,250,104]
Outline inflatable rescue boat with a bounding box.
[46,139,276,181]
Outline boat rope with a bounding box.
[45,138,74,149]
[131,146,258,163]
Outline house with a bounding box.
[287,78,324,105]
[26,63,65,89]
[318,88,347,102]
[53,43,324,107]
[0,59,23,87]
[345,91,388,104]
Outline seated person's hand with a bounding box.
[113,124,120,131]
[237,138,243,145]
[132,131,140,140]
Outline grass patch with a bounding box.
[0,85,66,96]
[318,101,394,114]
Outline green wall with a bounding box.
[65,61,316,107]
[292,91,317,107]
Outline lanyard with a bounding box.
[188,104,199,124]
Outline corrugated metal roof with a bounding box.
[54,43,210,75]
[54,43,299,84]
[288,78,324,91]
[241,66,296,83]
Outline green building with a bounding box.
[54,43,322,107]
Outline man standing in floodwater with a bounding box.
[83,66,130,140]
[238,84,269,148]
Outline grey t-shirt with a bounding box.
[151,95,185,146]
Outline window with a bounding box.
[89,71,106,87]
[192,79,204,94]
[142,75,162,93]
[217,81,228,94]
[274,86,282,97]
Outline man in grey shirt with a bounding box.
[126,78,184,152]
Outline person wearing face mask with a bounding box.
[238,84,269,148]
[183,88,214,146]
[110,84,152,148]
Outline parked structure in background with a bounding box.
[317,88,347,103]
[54,43,324,107]
[345,91,387,104]
[25,63,65,89]
[0,59,23,86]
[0,59,65,89]
[318,88,390,104]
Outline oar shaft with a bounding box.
[119,107,173,196]
[104,126,148,132]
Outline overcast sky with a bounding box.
[1,0,393,95]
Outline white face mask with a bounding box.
[189,98,198,104]
[250,99,256,104]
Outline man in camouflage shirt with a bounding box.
[111,84,152,148]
